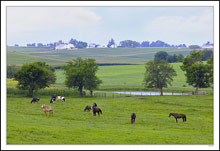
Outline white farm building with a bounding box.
[55,43,75,50]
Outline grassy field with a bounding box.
[7,46,192,66]
[55,63,212,92]
[7,62,212,93]
[7,94,213,144]
[6,46,213,145]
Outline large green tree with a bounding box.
[14,62,56,97]
[180,51,212,94]
[143,60,177,96]
[154,51,169,61]
[207,54,213,85]
[63,57,102,97]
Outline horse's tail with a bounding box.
[185,115,186,121]
[100,109,102,114]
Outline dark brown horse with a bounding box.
[84,105,91,112]
[131,113,136,124]
[93,107,102,116]
[169,113,186,123]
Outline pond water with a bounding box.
[112,91,192,96]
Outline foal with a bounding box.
[169,113,186,123]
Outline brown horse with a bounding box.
[84,105,91,112]
[169,113,186,123]
[93,107,102,116]
[131,113,136,124]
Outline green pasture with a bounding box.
[7,62,212,92]
[55,63,211,92]
[7,47,192,65]
[7,94,213,144]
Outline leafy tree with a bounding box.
[63,57,101,97]
[69,38,87,48]
[14,62,56,97]
[201,49,213,61]
[154,51,168,61]
[207,54,213,85]
[119,40,140,48]
[107,38,115,48]
[143,60,177,96]
[84,59,102,96]
[189,45,201,49]
[150,40,170,47]
[7,65,19,78]
[176,53,184,62]
[180,51,212,94]
[141,41,150,47]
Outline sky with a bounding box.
[7,6,214,46]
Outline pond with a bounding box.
[112,91,192,96]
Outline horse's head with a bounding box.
[169,113,172,117]
[41,104,45,108]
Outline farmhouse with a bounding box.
[55,43,76,50]
[202,41,214,49]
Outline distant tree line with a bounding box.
[24,38,189,49]
[69,38,88,49]
[154,49,213,63]
[118,40,187,48]
[154,51,184,63]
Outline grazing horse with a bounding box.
[31,98,40,103]
[50,98,56,103]
[169,113,186,123]
[93,107,102,116]
[84,105,91,112]
[131,113,136,124]
[92,102,97,108]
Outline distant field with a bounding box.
[7,46,192,66]
[56,63,210,92]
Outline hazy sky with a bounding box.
[7,6,213,46]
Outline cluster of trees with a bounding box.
[107,38,116,48]
[11,58,101,97]
[181,51,213,94]
[14,62,56,97]
[118,40,187,48]
[154,51,184,63]
[63,58,102,97]
[144,50,213,95]
[119,40,141,48]
[69,38,88,49]
[188,45,201,49]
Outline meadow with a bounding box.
[55,63,212,92]
[6,46,213,145]
[7,95,213,144]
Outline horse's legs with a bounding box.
[44,112,47,116]
[176,118,178,123]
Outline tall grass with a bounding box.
[7,88,80,97]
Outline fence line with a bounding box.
[85,91,194,98]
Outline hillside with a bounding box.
[7,46,192,66]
